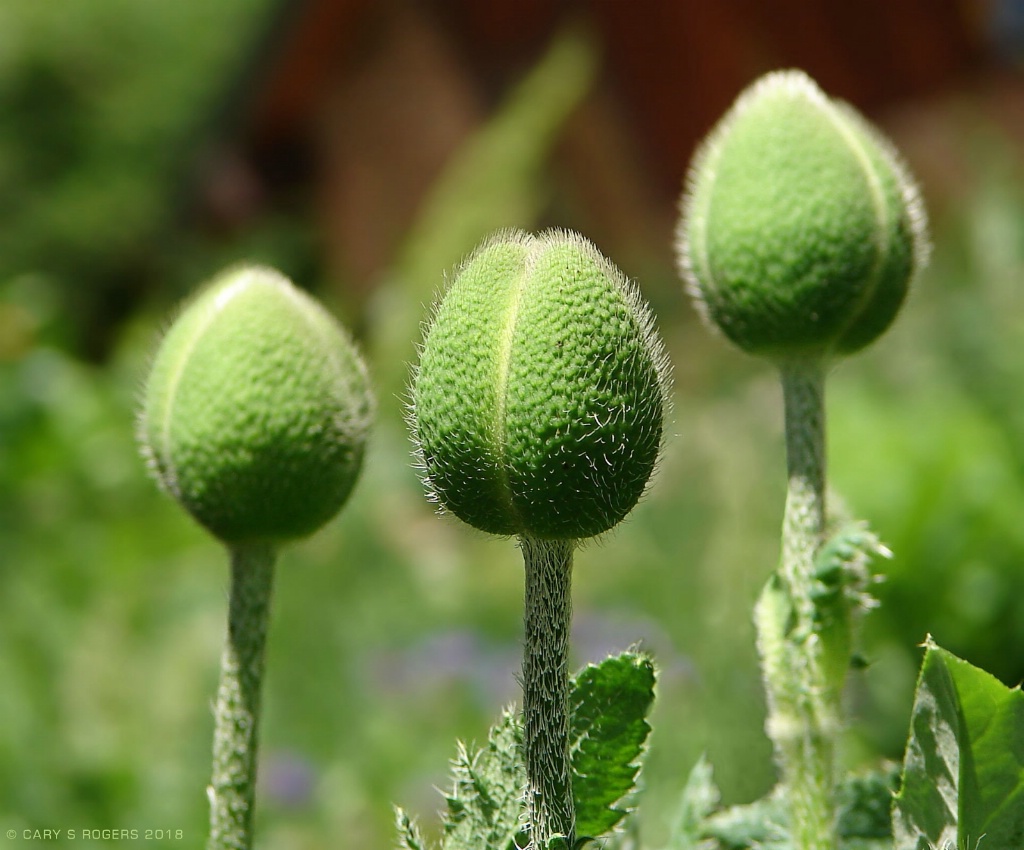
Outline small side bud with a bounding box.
[138,265,374,545]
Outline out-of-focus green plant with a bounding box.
[0,0,276,356]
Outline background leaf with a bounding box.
[690,768,895,850]
[665,755,722,850]
[893,639,1024,850]
[569,650,656,839]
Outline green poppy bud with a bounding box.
[411,229,671,541]
[139,265,374,545]
[678,69,929,361]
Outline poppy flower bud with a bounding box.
[678,69,929,361]
[139,265,373,544]
[411,229,671,540]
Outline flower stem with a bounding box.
[520,535,576,849]
[207,543,277,850]
[755,360,837,850]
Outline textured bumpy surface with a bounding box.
[140,266,373,544]
[208,544,275,850]
[412,229,670,540]
[678,69,928,360]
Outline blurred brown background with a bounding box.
[192,0,1002,301]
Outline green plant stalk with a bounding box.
[207,544,277,850]
[755,360,838,850]
[520,535,576,848]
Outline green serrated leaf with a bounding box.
[893,638,1024,850]
[685,768,895,850]
[395,806,431,850]
[438,708,527,850]
[568,650,656,839]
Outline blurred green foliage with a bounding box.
[832,140,1024,762]
[3,4,1024,849]
[0,0,275,357]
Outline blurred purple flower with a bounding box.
[364,614,694,710]
[261,750,316,808]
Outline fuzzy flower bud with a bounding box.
[139,265,373,544]
[411,229,671,541]
[678,69,929,361]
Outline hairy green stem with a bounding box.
[756,360,837,850]
[520,535,576,849]
[207,544,277,850]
